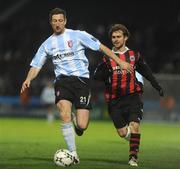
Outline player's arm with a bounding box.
[21,43,47,94]
[78,31,133,73]
[136,54,164,96]
[99,44,133,73]
[94,61,111,81]
[21,67,41,93]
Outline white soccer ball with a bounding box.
[54,149,73,167]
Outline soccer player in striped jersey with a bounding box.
[94,24,164,166]
[20,9,133,165]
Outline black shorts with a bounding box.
[108,93,143,129]
[54,75,91,109]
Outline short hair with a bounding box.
[109,24,130,38]
[49,8,67,21]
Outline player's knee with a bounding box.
[129,122,140,133]
[59,110,71,123]
[117,128,127,138]
[60,112,71,123]
[57,102,71,122]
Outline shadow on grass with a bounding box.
[9,157,52,162]
[9,157,126,165]
[83,158,127,165]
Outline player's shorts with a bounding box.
[54,75,91,109]
[108,93,143,129]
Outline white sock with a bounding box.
[124,126,131,141]
[61,122,76,152]
[71,151,78,157]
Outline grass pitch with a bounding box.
[0,118,180,169]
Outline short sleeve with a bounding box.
[78,31,101,51]
[30,43,47,68]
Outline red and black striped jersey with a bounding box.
[103,49,142,102]
[94,48,162,102]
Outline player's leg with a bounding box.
[114,116,140,167]
[128,121,140,167]
[108,97,131,139]
[57,100,80,164]
[127,95,143,166]
[73,77,91,136]
[57,100,75,150]
[117,125,131,140]
[74,109,89,136]
[55,76,79,164]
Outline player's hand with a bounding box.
[20,79,30,93]
[119,61,133,73]
[158,87,164,97]
[151,81,164,97]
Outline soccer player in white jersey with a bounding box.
[20,8,133,164]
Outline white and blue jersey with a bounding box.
[30,29,101,78]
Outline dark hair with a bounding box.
[49,8,67,21]
[109,24,130,38]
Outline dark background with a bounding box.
[0,0,180,96]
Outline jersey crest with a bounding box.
[130,55,135,62]
[67,40,73,48]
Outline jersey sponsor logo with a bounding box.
[67,40,73,48]
[112,66,129,75]
[54,54,63,60]
[130,55,135,61]
[112,65,121,71]
[53,52,75,60]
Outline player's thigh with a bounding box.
[124,93,143,124]
[74,77,92,110]
[128,97,143,124]
[108,105,127,129]
[54,77,74,104]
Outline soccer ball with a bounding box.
[54,149,73,167]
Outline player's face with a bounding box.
[50,14,67,34]
[111,30,128,51]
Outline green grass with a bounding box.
[0,118,180,169]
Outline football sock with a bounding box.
[129,133,141,160]
[61,122,76,152]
